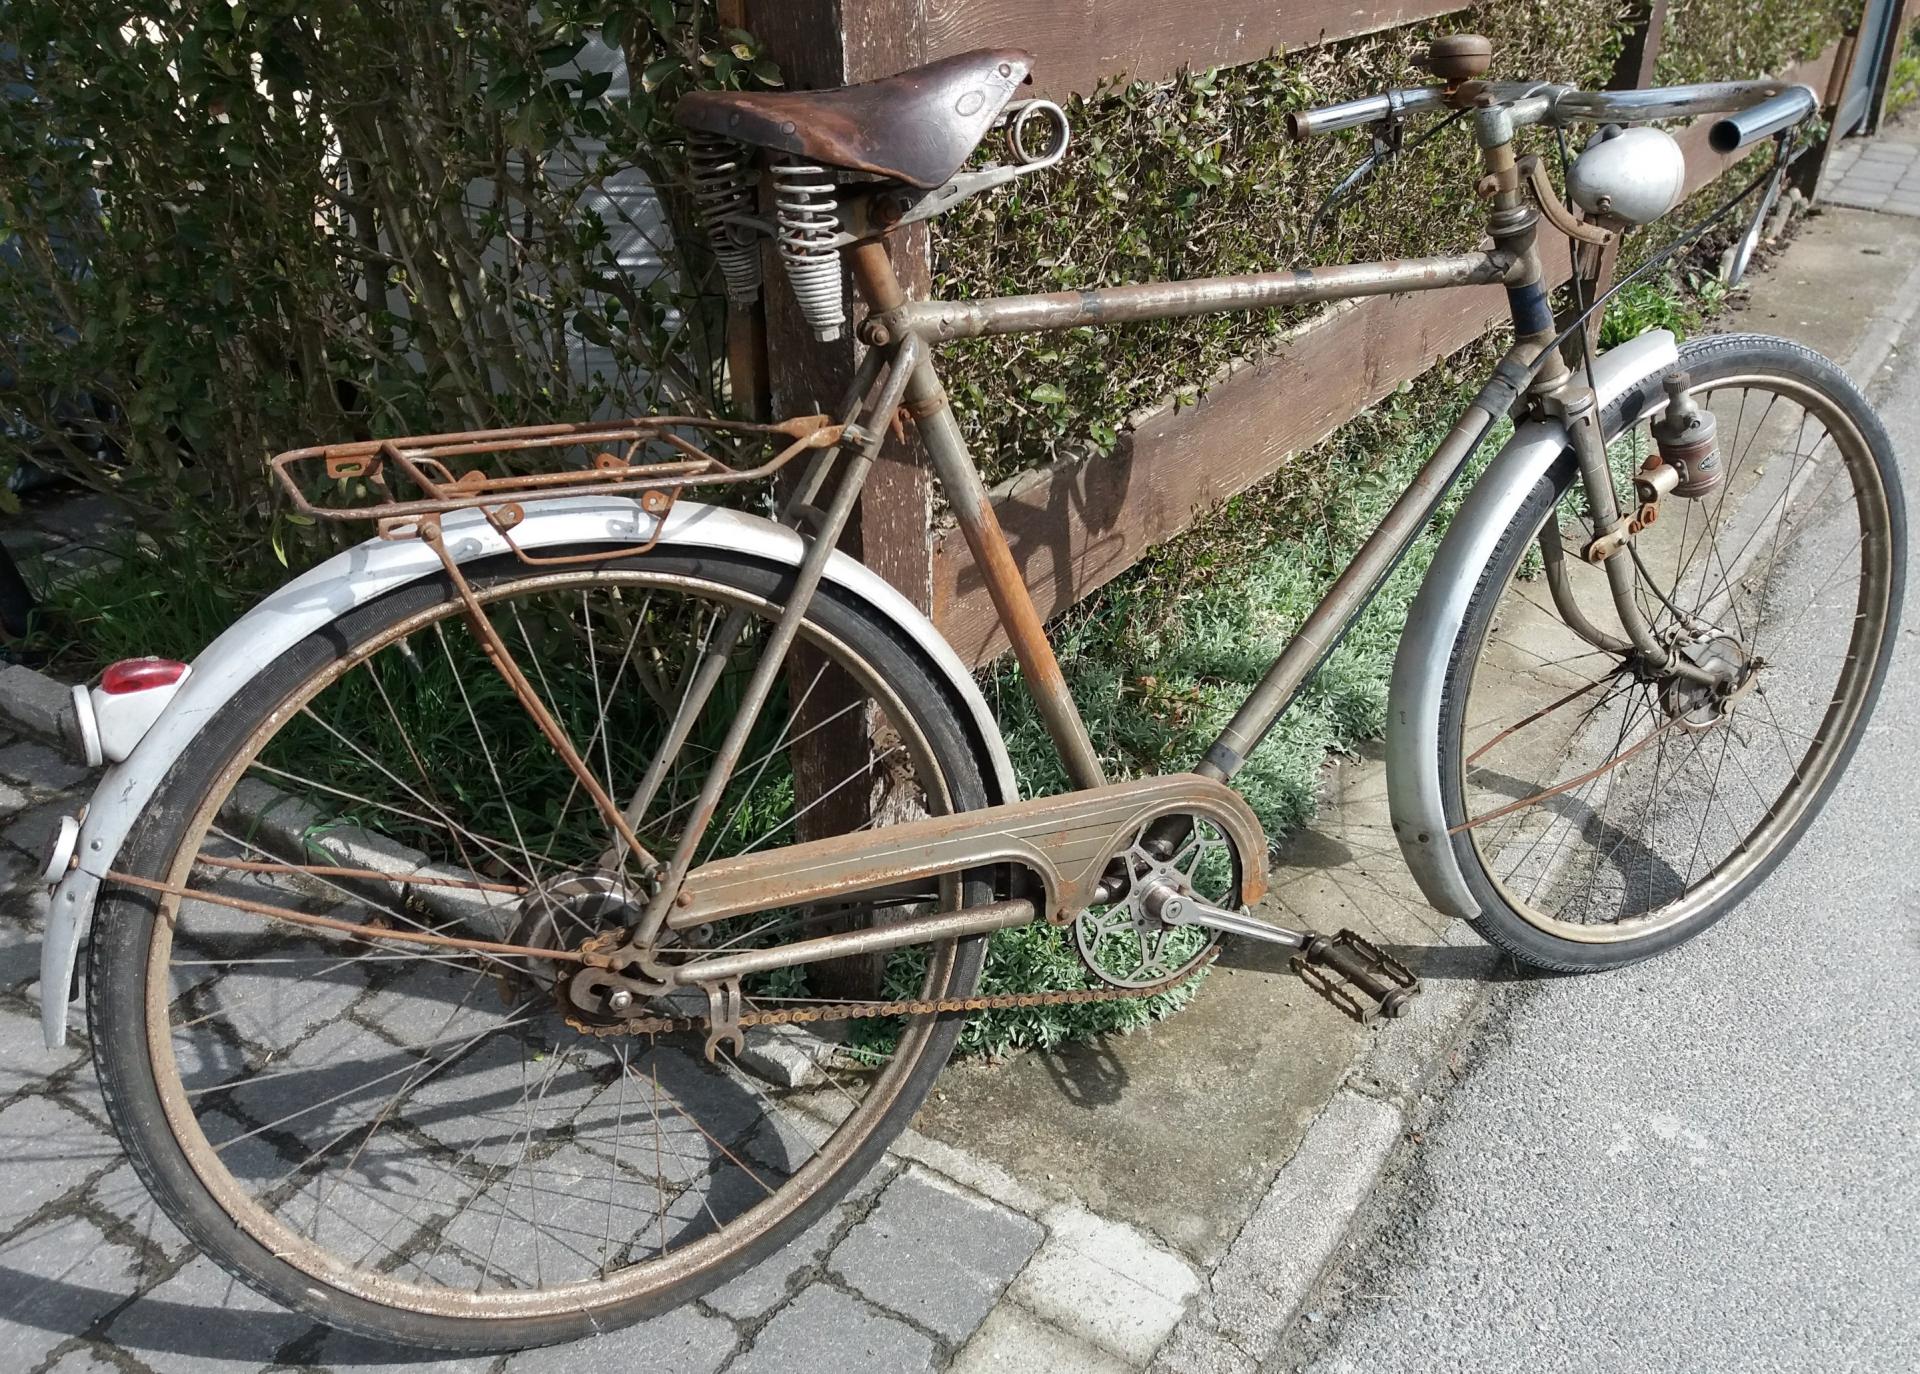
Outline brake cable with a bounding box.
[1305,104,1470,251]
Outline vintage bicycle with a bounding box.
[34,34,1904,1349]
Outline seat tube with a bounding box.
[909,368,1108,791]
[846,242,1107,791]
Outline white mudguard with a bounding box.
[40,498,1018,1047]
[1384,329,1680,919]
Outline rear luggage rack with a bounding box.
[270,413,845,561]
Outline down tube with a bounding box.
[1197,365,1521,780]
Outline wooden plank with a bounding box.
[928,266,1550,664]
[920,0,1469,98]
[930,37,1847,668]
[742,0,933,997]
[1610,0,1670,89]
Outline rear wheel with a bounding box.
[88,549,999,1349]
[1439,334,1904,970]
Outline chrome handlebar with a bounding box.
[1287,78,1812,141]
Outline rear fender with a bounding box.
[39,498,1017,1047]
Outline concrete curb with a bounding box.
[0,662,75,747]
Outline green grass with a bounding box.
[1888,28,1920,122]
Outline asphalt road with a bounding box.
[1271,311,1920,1369]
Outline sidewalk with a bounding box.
[5,144,1919,1374]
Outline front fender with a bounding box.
[1385,329,1680,919]
[41,498,1016,1047]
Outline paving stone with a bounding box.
[1005,1207,1199,1366]
[226,1015,400,1137]
[949,1302,1133,1373]
[43,1346,126,1374]
[729,1284,934,1374]
[436,1142,668,1285]
[3,798,71,865]
[0,664,74,744]
[358,959,505,1051]
[0,856,50,990]
[0,777,30,819]
[105,1254,305,1372]
[0,739,90,792]
[407,1030,612,1167]
[91,1163,191,1263]
[502,1300,736,1374]
[31,494,130,546]
[207,942,366,1053]
[572,1044,765,1187]
[828,1167,1042,1343]
[307,1328,502,1373]
[705,1160,899,1322]
[0,998,83,1094]
[0,1093,116,1233]
[0,1215,142,1364]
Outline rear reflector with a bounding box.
[100,657,189,695]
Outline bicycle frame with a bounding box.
[612,101,1683,956]
[35,96,1697,1046]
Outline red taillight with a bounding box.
[100,657,189,695]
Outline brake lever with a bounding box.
[1305,113,1405,252]
[1724,127,1806,287]
[1304,104,1471,253]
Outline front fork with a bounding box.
[1474,103,1715,689]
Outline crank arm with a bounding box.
[1141,885,1308,948]
[1143,885,1419,1022]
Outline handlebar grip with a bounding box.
[1708,85,1817,153]
[1286,87,1446,140]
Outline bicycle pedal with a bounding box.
[1292,928,1420,1025]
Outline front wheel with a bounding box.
[1439,334,1905,971]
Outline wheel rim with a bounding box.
[1457,369,1897,943]
[134,563,978,1319]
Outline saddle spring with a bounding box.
[688,133,763,305]
[771,158,846,341]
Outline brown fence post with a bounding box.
[742,0,935,997]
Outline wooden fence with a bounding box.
[732,0,1898,667]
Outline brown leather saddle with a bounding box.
[675,48,1034,189]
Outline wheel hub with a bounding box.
[1659,633,1755,730]
[499,871,672,1026]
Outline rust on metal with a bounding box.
[1519,154,1613,246]
[567,948,1221,1041]
[661,899,1035,987]
[270,413,842,537]
[887,251,1515,341]
[197,853,527,896]
[106,869,614,967]
[419,520,663,873]
[665,772,1268,933]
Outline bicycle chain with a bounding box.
[563,949,1217,1039]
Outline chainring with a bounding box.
[1072,816,1241,989]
